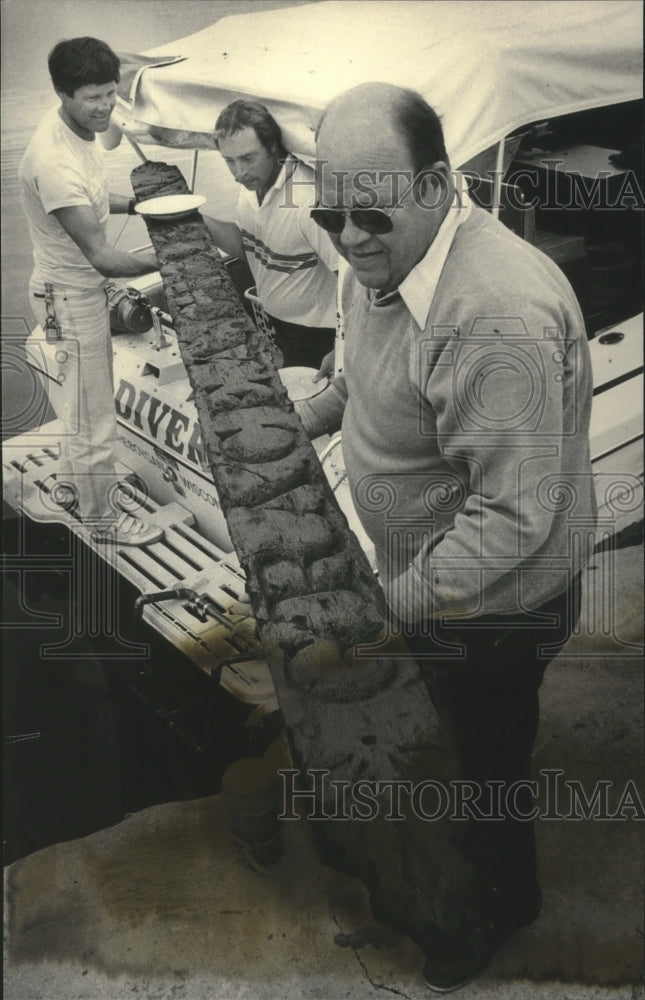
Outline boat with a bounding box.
[4,0,643,704]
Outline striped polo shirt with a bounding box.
[236,155,338,328]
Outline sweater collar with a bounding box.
[397,174,472,329]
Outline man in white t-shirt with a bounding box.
[204,100,338,371]
[19,37,162,545]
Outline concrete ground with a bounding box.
[4,535,643,1000]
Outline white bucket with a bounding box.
[278,366,329,402]
[319,434,377,570]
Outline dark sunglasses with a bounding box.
[310,206,397,235]
[310,170,426,235]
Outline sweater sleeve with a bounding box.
[388,306,577,621]
[294,376,348,438]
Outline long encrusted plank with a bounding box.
[131,162,481,968]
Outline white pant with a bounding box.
[28,278,120,527]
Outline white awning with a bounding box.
[112,0,642,166]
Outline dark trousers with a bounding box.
[267,314,336,370]
[399,576,582,909]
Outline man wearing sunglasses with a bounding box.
[297,82,596,991]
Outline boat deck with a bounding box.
[2,433,277,707]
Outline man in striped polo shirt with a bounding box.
[205,100,338,371]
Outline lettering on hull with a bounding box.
[115,377,205,468]
[118,433,222,511]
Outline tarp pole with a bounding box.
[189,150,199,193]
[125,132,149,164]
[492,138,505,219]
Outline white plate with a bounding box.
[134,194,206,220]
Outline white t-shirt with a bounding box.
[19,106,109,290]
[236,156,338,328]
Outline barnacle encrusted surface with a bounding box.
[131,162,384,686]
[131,162,479,967]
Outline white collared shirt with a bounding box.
[398,176,472,329]
[236,154,338,327]
[336,175,472,339]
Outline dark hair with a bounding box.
[214,100,285,155]
[393,89,448,171]
[48,37,120,97]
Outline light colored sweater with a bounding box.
[300,206,597,621]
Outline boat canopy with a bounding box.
[112,0,642,167]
